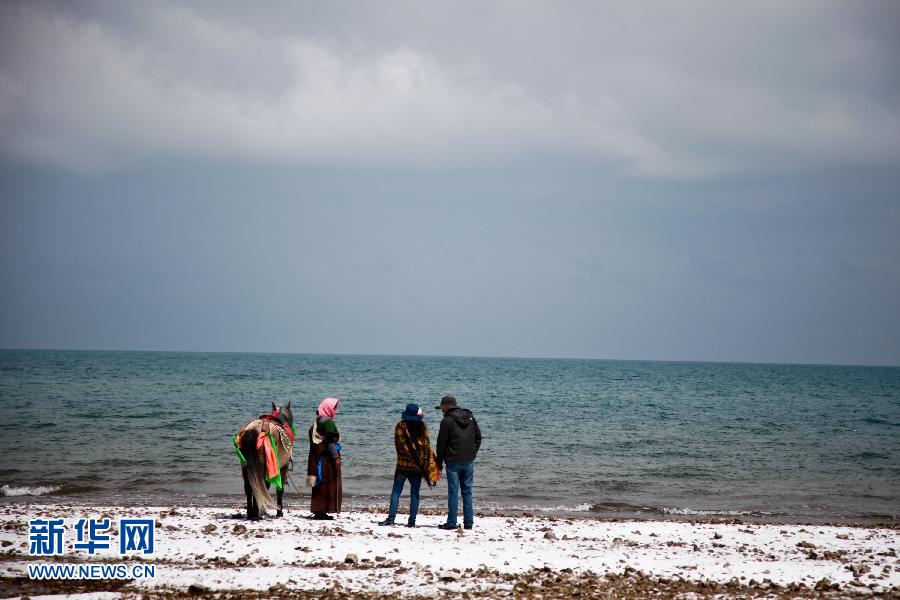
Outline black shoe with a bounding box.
[406,522,416,528]
[378,519,395,526]
[313,513,334,520]
[437,523,458,530]
[464,524,473,530]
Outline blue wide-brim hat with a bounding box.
[401,403,423,421]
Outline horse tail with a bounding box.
[239,429,279,514]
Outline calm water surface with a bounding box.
[0,350,897,523]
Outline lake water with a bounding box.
[0,350,897,523]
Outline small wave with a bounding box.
[862,417,898,426]
[857,512,898,522]
[593,479,644,492]
[850,451,890,460]
[585,502,776,517]
[57,484,103,495]
[544,503,593,512]
[851,493,896,501]
[641,467,715,479]
[480,502,595,513]
[122,412,165,420]
[124,477,164,487]
[661,507,774,517]
[589,501,654,513]
[0,484,61,497]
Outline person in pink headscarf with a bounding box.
[307,397,342,519]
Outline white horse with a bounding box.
[236,402,294,519]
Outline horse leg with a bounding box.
[240,430,263,520]
[276,464,287,518]
[242,467,258,520]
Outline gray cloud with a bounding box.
[2,2,899,366]
[2,1,898,177]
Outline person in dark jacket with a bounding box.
[435,395,482,530]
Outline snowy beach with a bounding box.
[1,503,897,598]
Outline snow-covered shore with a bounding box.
[1,503,897,598]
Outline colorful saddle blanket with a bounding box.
[233,413,295,491]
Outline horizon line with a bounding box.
[1,346,898,369]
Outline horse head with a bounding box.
[271,401,293,429]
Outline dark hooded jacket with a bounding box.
[435,407,482,467]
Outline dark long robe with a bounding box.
[308,417,342,513]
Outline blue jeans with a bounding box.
[387,472,421,524]
[445,461,474,527]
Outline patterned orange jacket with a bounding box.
[394,421,440,484]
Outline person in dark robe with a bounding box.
[307,397,342,519]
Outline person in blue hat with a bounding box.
[378,403,439,527]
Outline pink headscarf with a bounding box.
[317,397,340,419]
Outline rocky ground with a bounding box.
[0,504,897,598]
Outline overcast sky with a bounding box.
[1,1,899,365]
